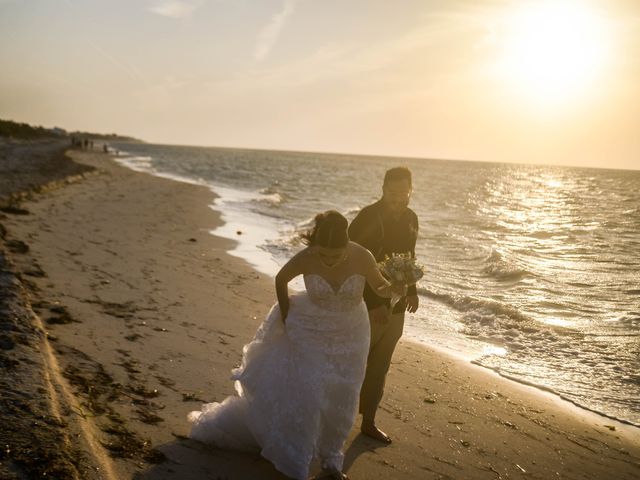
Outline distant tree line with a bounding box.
[0,118,139,142]
[68,130,138,141]
[0,119,62,139]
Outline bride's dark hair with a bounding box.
[301,210,349,248]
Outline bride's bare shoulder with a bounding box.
[348,242,375,264]
[291,246,318,267]
[292,246,314,260]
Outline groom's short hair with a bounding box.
[383,167,412,187]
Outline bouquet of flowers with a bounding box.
[378,253,424,309]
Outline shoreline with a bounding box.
[1,148,639,478]
[469,356,640,431]
[112,150,286,278]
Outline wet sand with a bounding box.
[1,148,639,479]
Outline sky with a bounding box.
[1,0,639,169]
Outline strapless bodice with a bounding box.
[303,274,365,312]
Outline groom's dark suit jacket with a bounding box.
[348,199,419,314]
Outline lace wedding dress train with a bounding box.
[188,274,370,479]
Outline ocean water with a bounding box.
[112,142,640,427]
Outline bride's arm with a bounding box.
[275,249,307,323]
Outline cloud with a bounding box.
[149,0,202,19]
[254,0,298,61]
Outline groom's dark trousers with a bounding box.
[348,199,419,420]
[359,311,405,420]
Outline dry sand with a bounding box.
[1,149,639,479]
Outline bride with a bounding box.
[188,210,401,480]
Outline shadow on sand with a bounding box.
[133,432,389,479]
[343,432,391,472]
[132,437,286,479]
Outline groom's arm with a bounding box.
[406,210,419,297]
[405,211,419,310]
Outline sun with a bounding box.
[496,1,611,107]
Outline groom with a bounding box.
[348,166,419,443]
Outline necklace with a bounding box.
[318,252,348,269]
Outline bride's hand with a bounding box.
[377,282,406,297]
[279,304,289,324]
[390,283,407,296]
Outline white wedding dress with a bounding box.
[188,273,370,479]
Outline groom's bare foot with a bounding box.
[361,424,392,443]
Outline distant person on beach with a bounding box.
[349,166,420,444]
[188,211,405,480]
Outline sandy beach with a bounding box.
[1,148,639,479]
